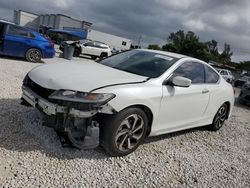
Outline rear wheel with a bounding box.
[209,104,228,131]
[101,108,148,156]
[100,53,107,59]
[26,48,42,63]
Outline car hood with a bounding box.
[28,61,148,92]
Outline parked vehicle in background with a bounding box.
[234,76,250,87]
[87,29,131,51]
[238,82,250,105]
[216,69,234,83]
[21,49,234,156]
[60,40,111,59]
[0,20,55,63]
[241,72,250,77]
[111,48,121,55]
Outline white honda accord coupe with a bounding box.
[21,49,234,156]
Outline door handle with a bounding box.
[202,89,209,94]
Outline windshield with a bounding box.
[99,50,178,78]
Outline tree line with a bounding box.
[148,30,250,71]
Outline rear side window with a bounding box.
[205,65,220,83]
[8,25,29,37]
[172,62,205,84]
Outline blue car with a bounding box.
[0,20,55,62]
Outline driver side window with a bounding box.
[172,62,205,84]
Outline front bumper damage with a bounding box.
[21,86,116,149]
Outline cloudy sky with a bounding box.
[0,0,250,62]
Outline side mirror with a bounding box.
[165,76,191,87]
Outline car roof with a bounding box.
[138,49,188,59]
[85,40,108,45]
[0,20,34,32]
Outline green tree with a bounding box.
[148,44,161,50]
[206,40,219,55]
[237,61,250,71]
[205,40,220,62]
[162,30,209,61]
[220,43,233,64]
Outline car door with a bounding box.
[155,61,210,134]
[4,24,32,57]
[94,42,105,56]
[82,41,99,56]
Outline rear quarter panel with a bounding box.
[31,33,55,58]
[204,78,234,122]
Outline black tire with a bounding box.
[91,56,97,60]
[100,53,107,59]
[209,103,228,131]
[26,48,42,63]
[73,48,81,57]
[100,108,148,157]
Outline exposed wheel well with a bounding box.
[122,105,153,136]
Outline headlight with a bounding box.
[49,90,115,105]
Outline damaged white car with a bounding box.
[21,49,234,156]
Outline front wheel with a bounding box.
[209,104,228,131]
[101,108,148,156]
[26,48,42,63]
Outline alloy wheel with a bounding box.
[214,106,227,129]
[29,49,41,62]
[115,114,145,152]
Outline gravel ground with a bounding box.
[0,56,249,187]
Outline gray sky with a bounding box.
[0,0,250,62]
